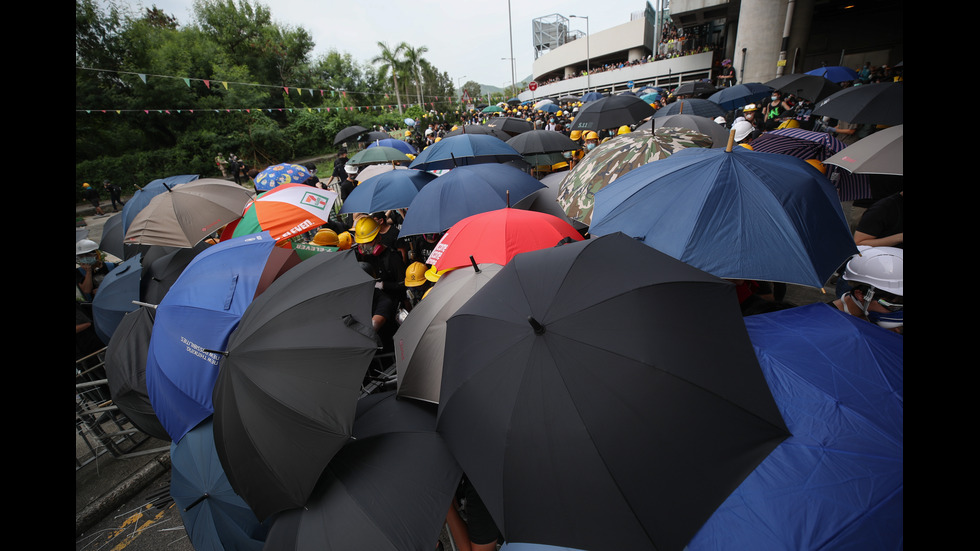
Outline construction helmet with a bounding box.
[82,182,91,188]
[354,217,380,243]
[311,228,339,247]
[584,131,599,141]
[842,247,903,297]
[805,158,827,174]
[569,130,582,141]
[739,143,754,150]
[617,125,631,135]
[424,264,454,283]
[742,103,759,112]
[336,230,353,250]
[777,119,801,129]
[76,239,98,255]
[557,111,563,116]
[405,262,428,287]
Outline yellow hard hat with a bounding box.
[569,130,582,141]
[311,228,339,247]
[405,130,412,137]
[557,111,563,116]
[82,182,90,188]
[805,158,827,174]
[435,137,442,142]
[738,143,754,150]
[405,262,428,287]
[336,230,353,250]
[451,125,458,131]
[354,217,380,243]
[424,264,454,282]
[742,103,758,112]
[617,125,630,135]
[584,131,599,141]
[777,119,801,129]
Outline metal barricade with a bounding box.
[75,347,161,470]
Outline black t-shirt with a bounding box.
[856,192,903,246]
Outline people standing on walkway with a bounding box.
[103,179,125,212]
[82,183,104,216]
[215,153,229,178]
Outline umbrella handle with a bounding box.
[527,316,546,335]
[470,256,480,272]
[184,493,208,511]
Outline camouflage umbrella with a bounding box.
[557,128,712,227]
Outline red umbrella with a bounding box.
[428,208,583,271]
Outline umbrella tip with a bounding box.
[527,316,546,335]
[469,256,480,272]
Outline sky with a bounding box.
[113,0,652,90]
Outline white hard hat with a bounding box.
[842,246,903,296]
[344,164,359,174]
[76,239,98,255]
[732,120,754,142]
[713,116,727,125]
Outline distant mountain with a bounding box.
[478,75,534,96]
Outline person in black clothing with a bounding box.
[717,58,736,87]
[329,149,349,188]
[82,183,104,216]
[103,179,124,211]
[354,217,407,307]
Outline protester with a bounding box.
[103,179,125,212]
[830,247,903,334]
[76,239,116,302]
[82,183,104,216]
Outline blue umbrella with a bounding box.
[91,253,143,344]
[253,163,313,192]
[805,65,859,83]
[145,232,294,443]
[687,303,903,550]
[537,103,561,113]
[122,175,199,235]
[339,168,435,214]
[366,137,418,155]
[640,93,661,104]
[589,146,858,288]
[580,91,605,102]
[707,82,774,110]
[171,418,270,551]
[399,164,545,236]
[409,134,523,171]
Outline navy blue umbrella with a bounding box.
[805,65,859,83]
[580,91,605,102]
[171,418,270,551]
[688,303,903,550]
[589,146,858,288]
[91,253,142,344]
[366,137,418,155]
[409,134,523,171]
[145,232,297,443]
[339,168,434,214]
[707,82,774,111]
[399,164,545,236]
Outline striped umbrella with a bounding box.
[232,183,338,242]
[750,128,870,202]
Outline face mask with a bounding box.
[771,95,779,100]
[586,143,596,151]
[563,152,572,159]
[77,255,97,265]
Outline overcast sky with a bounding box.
[112,0,652,89]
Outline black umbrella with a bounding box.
[104,305,170,441]
[653,98,728,119]
[437,233,790,551]
[485,116,534,138]
[812,81,903,125]
[357,130,391,143]
[764,73,841,103]
[212,249,380,521]
[445,124,510,141]
[334,125,369,145]
[140,241,210,305]
[506,129,581,155]
[263,391,462,550]
[98,212,127,260]
[568,95,657,133]
[672,81,718,97]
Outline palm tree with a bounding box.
[403,44,429,108]
[373,41,407,114]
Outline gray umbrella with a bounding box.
[823,124,903,175]
[123,179,254,248]
[638,114,732,148]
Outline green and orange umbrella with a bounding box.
[229,183,338,243]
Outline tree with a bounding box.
[373,41,407,115]
[402,44,429,108]
[461,80,481,103]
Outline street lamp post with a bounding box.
[570,14,590,92]
[502,57,516,97]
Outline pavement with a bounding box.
[74,170,859,549]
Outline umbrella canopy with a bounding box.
[580,91,604,102]
[122,174,200,235]
[537,103,561,114]
[589,146,859,288]
[348,146,412,166]
[750,127,871,201]
[262,391,462,551]
[813,81,904,126]
[639,92,662,104]
[212,249,380,521]
[557,127,713,226]
[638,113,731,148]
[567,95,657,133]
[409,134,523,171]
[707,82,773,111]
[91,253,142,344]
[688,303,903,550]
[428,208,583,271]
[123,178,254,249]
[145,233,299,443]
[394,263,504,404]
[98,212,127,261]
[653,98,728,119]
[764,73,841,103]
[485,116,534,137]
[104,305,170,441]
[231,184,338,242]
[444,124,510,141]
[354,163,406,183]
[253,164,313,193]
[672,80,718,97]
[513,172,587,231]
[399,164,545,236]
[366,137,417,155]
[171,418,271,551]
[482,105,504,113]
[358,130,392,143]
[140,242,211,305]
[506,130,581,155]
[339,168,433,214]
[805,65,859,83]
[437,233,790,551]
[824,124,904,175]
[334,125,368,145]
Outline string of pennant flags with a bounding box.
[76,66,485,114]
